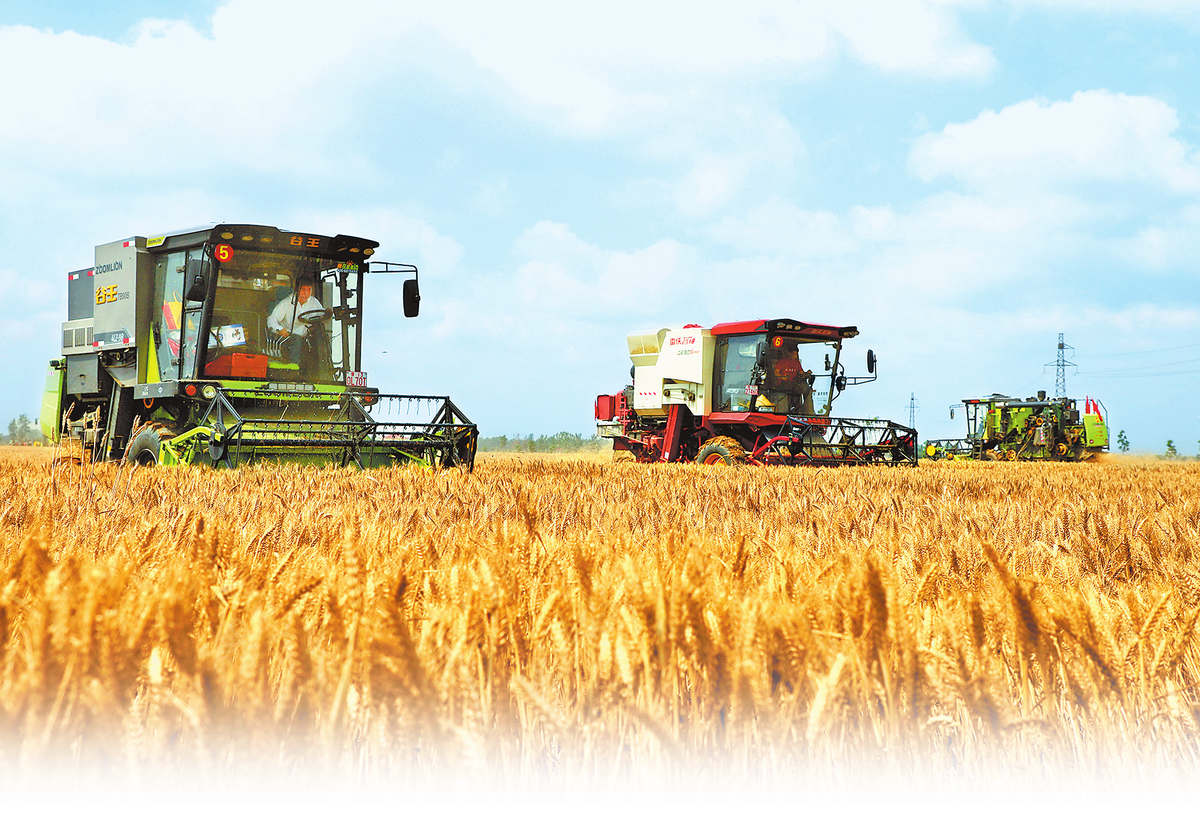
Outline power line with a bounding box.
[1011,370,1050,394]
[1081,368,1200,379]
[1083,356,1200,374]
[1075,342,1200,358]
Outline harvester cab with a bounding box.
[42,224,478,469]
[595,319,917,466]
[925,391,1107,461]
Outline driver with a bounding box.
[761,340,815,415]
[267,281,325,364]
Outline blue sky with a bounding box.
[1,0,1198,452]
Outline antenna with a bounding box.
[1044,333,1077,398]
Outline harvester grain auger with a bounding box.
[42,224,478,469]
[594,319,917,466]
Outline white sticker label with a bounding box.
[216,324,247,346]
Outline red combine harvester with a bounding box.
[594,319,917,466]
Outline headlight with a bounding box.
[201,385,217,400]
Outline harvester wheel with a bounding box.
[696,437,747,466]
[125,426,163,467]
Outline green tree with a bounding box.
[6,414,32,444]
[1165,439,1178,458]
[1117,430,1129,453]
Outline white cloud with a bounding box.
[827,0,995,76]
[1113,205,1200,271]
[707,189,1082,306]
[845,188,1136,300]
[711,196,858,257]
[0,19,371,180]
[675,154,752,219]
[910,90,1200,193]
[1,0,996,136]
[0,0,995,189]
[1008,0,1200,13]
[382,0,992,131]
[656,105,805,216]
[1091,302,1200,333]
[471,178,516,218]
[292,208,466,272]
[512,221,688,318]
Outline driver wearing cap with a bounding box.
[268,282,325,364]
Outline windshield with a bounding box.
[713,334,841,415]
[964,403,981,439]
[203,248,362,384]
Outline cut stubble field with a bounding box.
[1,446,1198,802]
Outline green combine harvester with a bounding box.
[42,224,477,469]
[925,391,1108,462]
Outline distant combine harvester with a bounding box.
[925,391,1108,462]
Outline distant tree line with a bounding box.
[479,432,611,454]
[3,414,37,445]
[1114,430,1199,460]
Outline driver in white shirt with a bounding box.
[268,282,325,364]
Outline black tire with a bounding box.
[695,436,748,466]
[125,427,162,467]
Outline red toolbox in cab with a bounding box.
[204,353,268,378]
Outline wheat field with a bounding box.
[1,447,1198,803]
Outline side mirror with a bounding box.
[866,349,876,375]
[755,342,766,366]
[824,354,831,371]
[184,257,209,302]
[950,408,956,420]
[402,279,420,318]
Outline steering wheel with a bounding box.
[297,308,333,325]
